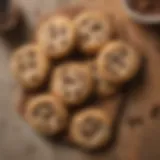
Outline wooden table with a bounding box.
[0,0,159,160]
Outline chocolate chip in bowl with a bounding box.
[129,0,159,15]
[121,0,160,24]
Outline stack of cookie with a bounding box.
[10,10,142,150]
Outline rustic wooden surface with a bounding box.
[0,0,160,160]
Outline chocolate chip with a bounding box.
[76,72,85,80]
[75,88,82,97]
[60,39,68,46]
[120,50,128,57]
[128,117,143,128]
[131,0,155,14]
[30,74,38,82]
[33,102,54,119]
[92,23,102,32]
[81,117,101,137]
[63,75,75,85]
[80,32,90,42]
[28,60,36,69]
[138,0,151,11]
[59,27,67,36]
[109,53,126,67]
[63,88,70,97]
[28,51,35,59]
[106,51,128,74]
[49,26,57,38]
[18,63,27,72]
[50,26,67,39]
[150,105,160,120]
[19,60,36,74]
[81,19,89,26]
[105,63,118,75]
[47,44,55,53]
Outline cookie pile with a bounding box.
[10,11,142,150]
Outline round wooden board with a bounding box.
[0,0,160,160]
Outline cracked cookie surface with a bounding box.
[97,41,141,84]
[25,95,68,135]
[36,16,76,59]
[11,44,49,89]
[51,62,93,106]
[75,11,112,55]
[70,108,111,149]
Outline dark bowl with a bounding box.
[121,0,160,24]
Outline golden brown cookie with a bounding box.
[70,108,111,150]
[36,16,76,59]
[74,11,112,55]
[88,60,118,97]
[25,94,68,136]
[97,41,141,84]
[50,62,93,105]
[11,44,49,89]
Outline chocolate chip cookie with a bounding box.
[51,62,93,105]
[36,16,76,59]
[11,44,49,89]
[70,108,111,149]
[75,11,112,55]
[25,94,68,136]
[97,41,141,84]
